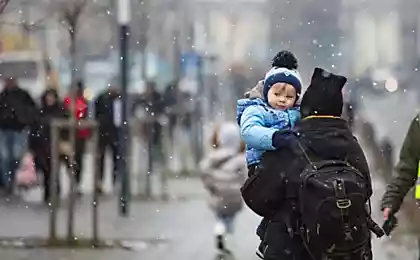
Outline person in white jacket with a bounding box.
[200,121,247,256]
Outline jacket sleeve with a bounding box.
[381,115,420,212]
[240,106,276,151]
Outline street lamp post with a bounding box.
[117,0,131,217]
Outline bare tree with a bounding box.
[136,0,151,79]
[0,0,10,17]
[50,1,90,242]
[52,0,88,84]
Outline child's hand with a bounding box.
[272,130,296,149]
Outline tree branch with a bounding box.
[56,0,88,36]
[0,0,10,17]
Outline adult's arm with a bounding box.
[381,115,420,213]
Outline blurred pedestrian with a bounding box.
[0,77,37,195]
[29,89,70,204]
[94,84,121,194]
[199,121,247,256]
[140,81,164,162]
[163,80,180,142]
[64,80,90,194]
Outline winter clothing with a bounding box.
[236,96,300,166]
[0,85,36,192]
[95,90,120,141]
[29,89,70,202]
[63,94,89,186]
[237,81,300,254]
[0,86,37,131]
[139,87,164,148]
[0,130,28,191]
[241,68,372,260]
[95,90,121,187]
[201,121,244,256]
[63,95,90,139]
[199,122,247,217]
[256,118,372,260]
[263,67,302,101]
[381,114,420,213]
[271,129,297,149]
[300,67,347,118]
[244,81,264,99]
[271,50,298,70]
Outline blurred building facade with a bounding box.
[4,0,420,95]
[267,0,420,84]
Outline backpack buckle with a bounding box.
[336,199,352,209]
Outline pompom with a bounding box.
[271,50,298,70]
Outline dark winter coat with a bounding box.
[248,117,372,260]
[29,90,69,170]
[0,87,37,130]
[94,90,120,141]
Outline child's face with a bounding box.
[267,83,297,110]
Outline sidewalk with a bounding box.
[0,177,260,260]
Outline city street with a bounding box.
[0,90,419,259]
[0,165,418,259]
[0,178,261,260]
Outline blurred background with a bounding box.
[0,0,420,259]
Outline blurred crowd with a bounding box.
[0,77,196,205]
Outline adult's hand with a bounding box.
[383,207,392,220]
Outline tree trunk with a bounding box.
[70,32,77,87]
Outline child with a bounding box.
[236,50,302,259]
[199,122,247,256]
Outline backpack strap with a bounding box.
[295,139,317,170]
[333,179,353,241]
[295,139,355,171]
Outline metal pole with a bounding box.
[160,120,169,201]
[146,119,153,198]
[118,0,131,217]
[67,98,77,242]
[91,125,99,245]
[66,26,78,242]
[195,56,204,164]
[50,119,98,244]
[49,123,59,242]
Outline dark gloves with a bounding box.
[272,129,296,149]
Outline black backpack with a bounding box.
[296,141,373,260]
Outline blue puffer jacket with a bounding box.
[236,98,300,166]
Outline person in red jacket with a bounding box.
[63,81,90,193]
